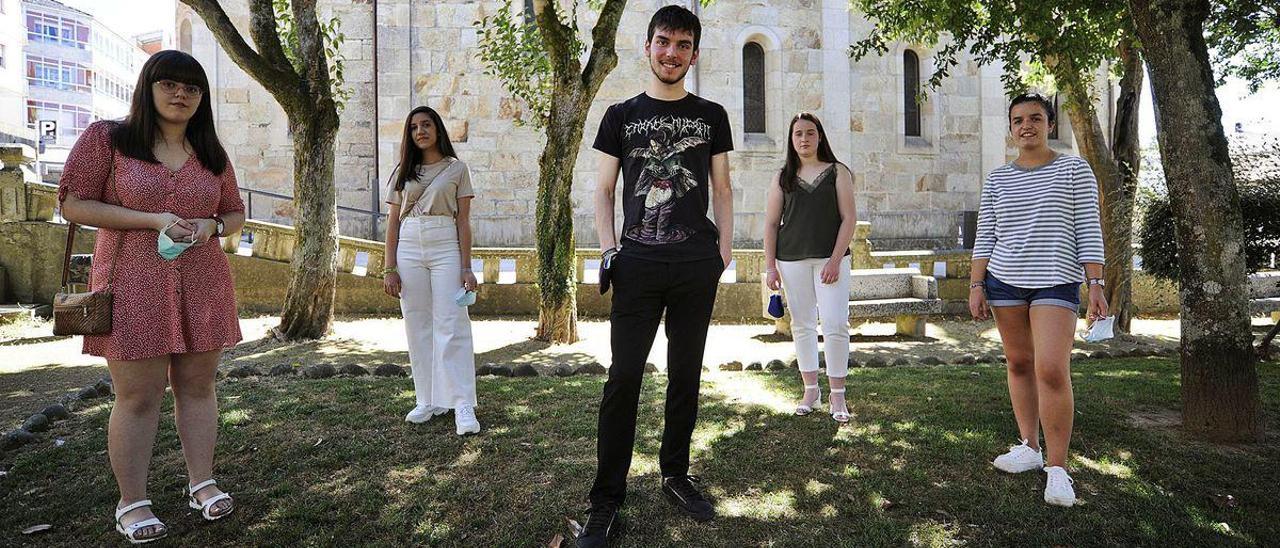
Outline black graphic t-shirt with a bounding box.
[593,92,734,262]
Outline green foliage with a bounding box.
[1207,1,1280,93]
[273,0,352,111]
[847,0,1130,96]
[474,3,586,129]
[1139,140,1280,280]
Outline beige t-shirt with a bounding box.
[386,158,475,218]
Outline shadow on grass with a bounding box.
[0,359,1276,546]
[222,335,597,373]
[0,363,107,429]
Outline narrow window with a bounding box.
[179,19,192,53]
[903,50,921,137]
[523,0,535,24]
[1048,94,1061,140]
[742,42,766,133]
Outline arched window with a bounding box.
[179,19,192,53]
[742,42,766,134]
[903,50,921,137]
[1048,94,1061,140]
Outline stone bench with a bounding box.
[1250,271,1280,321]
[848,267,942,336]
[762,266,942,337]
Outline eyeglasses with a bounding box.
[154,80,203,97]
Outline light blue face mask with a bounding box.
[454,287,477,307]
[157,221,194,261]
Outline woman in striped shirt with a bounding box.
[969,93,1108,508]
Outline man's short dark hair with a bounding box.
[1008,92,1055,124]
[647,5,702,50]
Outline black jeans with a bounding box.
[589,254,724,506]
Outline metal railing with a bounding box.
[238,187,386,241]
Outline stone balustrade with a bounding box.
[222,218,771,286]
[223,217,967,288]
[870,248,973,280]
[24,182,59,222]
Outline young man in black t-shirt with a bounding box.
[578,5,734,546]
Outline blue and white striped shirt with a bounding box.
[972,153,1105,288]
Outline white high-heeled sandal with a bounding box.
[187,479,234,521]
[114,499,167,544]
[794,384,821,416]
[830,388,851,423]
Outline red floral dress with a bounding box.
[57,120,245,361]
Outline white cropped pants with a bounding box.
[777,255,851,377]
[397,216,477,408]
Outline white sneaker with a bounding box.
[455,404,480,435]
[1043,466,1076,507]
[992,439,1044,473]
[405,404,446,424]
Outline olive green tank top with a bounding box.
[777,163,850,261]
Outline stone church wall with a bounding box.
[181,0,1093,248]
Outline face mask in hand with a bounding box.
[1083,316,1115,343]
[157,220,194,261]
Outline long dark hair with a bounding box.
[393,106,457,192]
[779,112,840,193]
[110,50,228,175]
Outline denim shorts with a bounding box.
[984,274,1080,311]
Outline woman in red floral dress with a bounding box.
[59,50,243,544]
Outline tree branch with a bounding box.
[292,0,332,99]
[248,0,292,73]
[180,0,301,104]
[582,0,626,90]
[533,0,573,76]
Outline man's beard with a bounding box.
[649,57,690,85]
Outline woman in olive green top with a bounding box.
[763,112,858,423]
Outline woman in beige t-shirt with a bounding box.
[382,106,481,435]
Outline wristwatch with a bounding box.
[1087,277,1105,287]
[213,216,225,237]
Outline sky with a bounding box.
[71,0,1280,144]
[62,0,175,41]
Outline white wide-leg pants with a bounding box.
[777,255,851,376]
[397,216,477,409]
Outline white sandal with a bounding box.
[187,479,234,521]
[830,388,851,423]
[114,499,167,544]
[794,384,821,416]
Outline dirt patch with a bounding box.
[1128,408,1182,429]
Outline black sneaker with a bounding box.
[661,475,716,522]
[576,502,621,548]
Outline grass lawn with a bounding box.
[1,357,1277,546]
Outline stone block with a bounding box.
[849,268,917,300]
[222,88,250,104]
[895,315,926,336]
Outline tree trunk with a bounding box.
[1109,38,1144,333]
[534,88,590,343]
[277,110,341,340]
[1130,0,1261,442]
[1053,56,1138,332]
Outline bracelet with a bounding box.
[461,269,473,273]
[969,281,985,288]
[383,267,398,274]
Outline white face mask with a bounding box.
[1083,316,1115,342]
